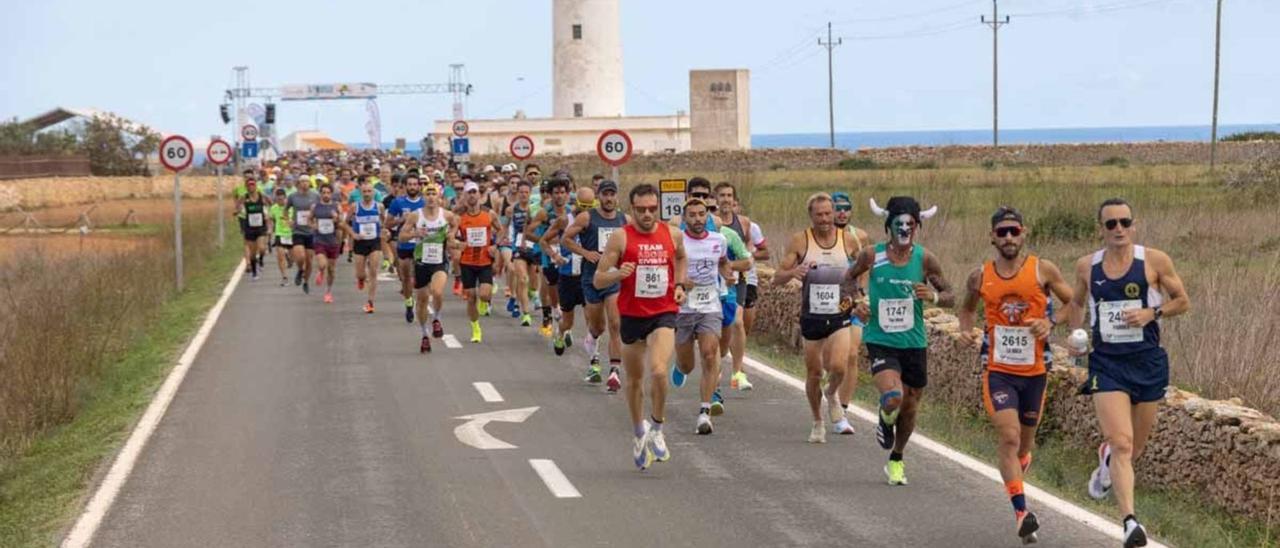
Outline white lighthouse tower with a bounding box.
[552,0,625,118]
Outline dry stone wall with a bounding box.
[753,266,1280,523]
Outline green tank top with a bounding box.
[864,242,927,349]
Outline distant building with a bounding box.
[280,130,346,152]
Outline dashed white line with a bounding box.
[473,382,504,402]
[529,459,582,498]
[442,334,463,348]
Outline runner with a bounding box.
[405,183,459,352]
[957,206,1074,544]
[286,176,320,294]
[239,177,270,281]
[458,181,506,343]
[845,196,954,485]
[1065,198,1189,547]
[349,178,386,313]
[739,201,770,390]
[504,179,536,326]
[525,177,572,338]
[268,188,293,286]
[561,179,628,391]
[541,187,595,357]
[712,182,756,392]
[831,191,870,434]
[381,177,403,272]
[310,184,345,303]
[594,183,688,470]
[773,193,858,444]
[670,197,732,434]
[389,174,426,322]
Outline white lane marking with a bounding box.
[453,406,539,450]
[442,334,463,348]
[61,260,247,548]
[473,382,504,403]
[376,272,398,282]
[741,355,1166,548]
[529,459,582,498]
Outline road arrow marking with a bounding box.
[530,459,581,498]
[473,382,504,402]
[453,406,538,450]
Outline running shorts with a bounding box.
[621,312,677,345]
[460,264,495,289]
[353,239,380,256]
[415,262,449,289]
[1080,347,1169,403]
[983,370,1048,426]
[867,343,929,389]
[800,314,852,342]
[543,266,560,286]
[743,284,759,309]
[243,228,266,242]
[557,274,584,312]
[721,299,738,328]
[676,311,722,345]
[314,242,340,260]
[396,247,415,260]
[583,276,620,304]
[273,235,294,248]
[291,234,314,250]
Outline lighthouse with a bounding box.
[552,0,625,118]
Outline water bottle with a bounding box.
[1068,329,1090,368]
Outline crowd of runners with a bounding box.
[229,149,1188,547]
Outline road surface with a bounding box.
[85,260,1120,547]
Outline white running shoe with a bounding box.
[827,397,844,425]
[1088,442,1113,500]
[648,425,670,462]
[633,431,654,471]
[808,421,827,443]
[832,417,855,435]
[1122,517,1148,547]
[695,413,713,435]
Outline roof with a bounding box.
[19,107,154,135]
[304,136,346,150]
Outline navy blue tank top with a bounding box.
[579,208,626,275]
[1089,245,1162,355]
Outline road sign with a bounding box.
[659,179,687,221]
[241,124,259,141]
[509,135,534,160]
[159,135,193,172]
[451,137,470,162]
[453,406,539,450]
[206,139,232,165]
[452,120,469,138]
[242,141,259,159]
[596,129,633,167]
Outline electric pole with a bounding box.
[819,22,842,149]
[1210,0,1224,171]
[981,1,1010,149]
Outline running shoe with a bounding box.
[470,321,482,343]
[670,366,687,388]
[563,331,573,349]
[884,460,908,485]
[633,428,655,471]
[316,271,324,286]
[382,258,391,270]
[346,251,352,263]
[731,371,753,391]
[584,365,602,383]
[833,418,855,435]
[696,413,713,435]
[257,254,265,268]
[583,332,598,359]
[364,301,375,314]
[1088,442,1113,500]
[876,413,896,450]
[710,389,725,416]
[251,272,259,281]
[294,269,304,286]
[554,336,566,356]
[478,300,491,317]
[420,335,432,354]
[431,319,444,338]
[302,282,310,295]
[520,314,532,327]
[280,277,288,287]
[357,278,365,290]
[1122,517,1147,548]
[606,369,621,393]
[808,421,827,444]
[404,298,414,323]
[1020,452,1033,475]
[827,396,844,425]
[452,278,462,296]
[1016,511,1040,545]
[506,297,517,314]
[539,322,554,338]
[648,424,670,462]
[323,292,333,304]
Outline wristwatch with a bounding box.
[1152,306,1163,320]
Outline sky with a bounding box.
[2,0,1277,143]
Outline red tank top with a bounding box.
[618,224,678,318]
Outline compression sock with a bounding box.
[1006,480,1027,513]
[650,415,663,431]
[889,451,903,462]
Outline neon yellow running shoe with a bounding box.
[470,321,483,343]
[885,460,908,486]
[478,300,491,317]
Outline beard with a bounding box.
[999,243,1021,260]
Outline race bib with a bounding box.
[317,219,335,235]
[689,285,718,313]
[247,212,263,227]
[1098,300,1144,344]
[877,297,914,333]
[279,235,293,246]
[295,210,311,225]
[515,233,530,249]
[635,264,668,299]
[994,325,1035,366]
[466,227,487,247]
[358,222,377,239]
[597,227,618,253]
[808,283,840,315]
[422,243,444,264]
[570,253,583,276]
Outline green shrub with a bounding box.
[1100,156,1130,168]
[1223,156,1280,204]
[837,157,877,170]
[1222,131,1280,142]
[1030,209,1096,243]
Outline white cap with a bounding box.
[463,181,479,193]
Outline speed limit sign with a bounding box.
[206,139,232,166]
[159,135,194,172]
[596,129,633,167]
[452,120,469,137]
[509,135,534,160]
[241,124,259,141]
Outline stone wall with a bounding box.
[0,176,224,211]
[469,148,851,178]
[853,141,1280,167]
[752,267,1280,523]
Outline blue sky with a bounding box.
[3,0,1276,142]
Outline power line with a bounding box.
[839,18,974,41]
[1018,0,1183,18]
[830,0,984,24]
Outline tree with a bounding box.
[79,114,159,176]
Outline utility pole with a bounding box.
[818,22,842,149]
[981,1,1010,149]
[1210,0,1224,171]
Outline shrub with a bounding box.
[837,157,877,170]
[769,163,786,171]
[1222,156,1280,204]
[1030,209,1095,243]
[981,159,998,170]
[1100,156,1130,168]
[1222,131,1280,142]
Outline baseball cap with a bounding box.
[482,164,497,173]
[991,206,1024,227]
[597,180,619,194]
[463,181,480,193]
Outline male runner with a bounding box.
[405,184,458,352]
[957,206,1074,544]
[286,176,320,294]
[504,180,536,326]
[713,182,756,392]
[561,179,628,391]
[739,201,770,389]
[349,178,386,312]
[594,183,687,470]
[389,174,426,321]
[831,191,870,434]
[670,197,732,434]
[458,181,506,343]
[774,193,858,443]
[525,177,572,337]
[845,196,954,485]
[268,188,293,286]
[542,187,595,357]
[240,177,270,280]
[1066,198,1189,547]
[310,184,344,303]
[381,177,403,271]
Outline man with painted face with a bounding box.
[561,179,629,391]
[774,193,860,444]
[957,206,1074,544]
[830,191,871,435]
[1065,198,1189,548]
[844,196,955,486]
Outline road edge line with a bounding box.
[741,355,1164,547]
[60,260,246,548]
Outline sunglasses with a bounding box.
[465,189,479,194]
[633,206,658,214]
[690,192,711,200]
[834,204,852,212]
[1103,218,1133,230]
[994,226,1023,238]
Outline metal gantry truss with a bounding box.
[224,82,473,101]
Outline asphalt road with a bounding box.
[87,259,1120,547]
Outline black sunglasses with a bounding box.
[995,226,1023,238]
[690,192,711,199]
[1103,218,1133,230]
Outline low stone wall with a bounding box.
[469,148,852,177]
[752,267,1280,523]
[0,176,224,211]
[853,141,1280,167]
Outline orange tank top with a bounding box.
[980,255,1048,376]
[459,210,494,266]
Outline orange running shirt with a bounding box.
[980,255,1049,376]
[458,210,494,267]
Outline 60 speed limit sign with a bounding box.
[206,139,232,166]
[159,135,194,172]
[596,129,633,167]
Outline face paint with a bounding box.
[892,214,914,245]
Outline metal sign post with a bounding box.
[160,135,194,291]
[215,164,224,247]
[207,139,233,248]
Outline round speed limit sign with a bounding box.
[596,129,633,167]
[206,139,232,165]
[159,135,194,172]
